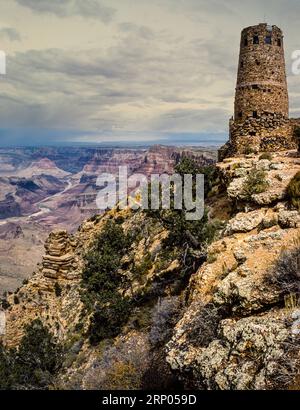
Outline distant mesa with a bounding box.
[16,158,70,178]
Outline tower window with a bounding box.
[256,60,260,66]
[253,111,258,118]
[249,131,256,136]
[244,37,248,47]
[252,84,259,90]
[277,38,282,47]
[240,61,244,68]
[265,36,272,44]
[253,35,259,44]
[238,111,243,119]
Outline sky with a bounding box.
[0,0,300,146]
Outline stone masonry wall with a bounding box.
[235,23,288,120]
[218,24,298,160]
[229,113,297,153]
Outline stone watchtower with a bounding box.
[219,23,298,159]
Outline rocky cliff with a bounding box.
[1,150,299,390]
[167,150,300,389]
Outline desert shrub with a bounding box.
[142,158,223,303]
[243,144,256,155]
[54,282,62,297]
[0,319,63,389]
[259,152,273,161]
[82,220,131,299]
[158,208,222,250]
[81,220,134,344]
[1,298,10,310]
[103,362,141,390]
[188,302,225,347]
[266,246,300,297]
[145,158,222,250]
[88,214,101,223]
[175,157,217,198]
[14,319,63,388]
[294,127,300,151]
[149,297,181,347]
[242,168,269,199]
[84,334,150,390]
[128,305,153,330]
[89,295,132,345]
[0,343,14,389]
[286,171,300,210]
[132,252,152,278]
[270,334,300,389]
[207,252,218,264]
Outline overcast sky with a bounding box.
[0,0,300,146]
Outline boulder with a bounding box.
[224,210,265,235]
[278,210,300,228]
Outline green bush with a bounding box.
[81,220,133,344]
[0,343,13,389]
[132,252,152,278]
[259,152,272,161]
[243,144,256,155]
[294,126,300,150]
[175,157,217,198]
[287,171,300,210]
[0,319,63,389]
[89,295,132,345]
[242,168,269,199]
[146,158,221,249]
[1,298,10,310]
[82,220,131,297]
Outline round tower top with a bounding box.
[234,23,288,120]
[240,23,283,49]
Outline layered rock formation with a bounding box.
[42,230,78,280]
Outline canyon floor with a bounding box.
[0,145,217,292]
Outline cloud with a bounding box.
[2,22,233,133]
[0,27,21,41]
[0,14,238,141]
[2,0,299,145]
[149,107,230,133]
[15,0,115,22]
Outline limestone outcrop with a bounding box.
[166,150,300,389]
[42,230,78,279]
[218,151,300,207]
